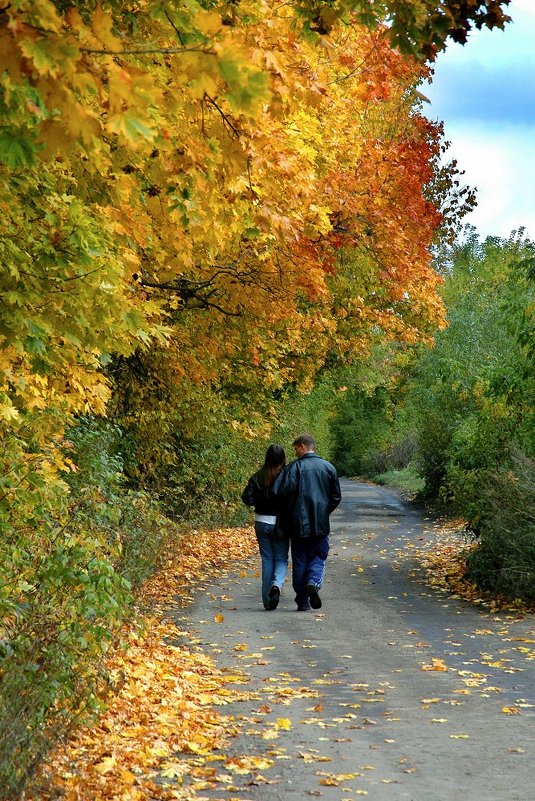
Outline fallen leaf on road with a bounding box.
[299,753,332,763]
[502,706,521,715]
[275,718,292,730]
[226,756,274,773]
[318,771,358,783]
[421,658,448,672]
[261,729,279,740]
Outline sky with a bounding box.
[423,0,535,240]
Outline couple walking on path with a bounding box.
[241,434,342,612]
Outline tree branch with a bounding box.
[139,277,242,316]
[203,94,241,139]
[164,10,186,47]
[80,45,217,56]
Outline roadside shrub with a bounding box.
[0,418,178,799]
[0,511,131,800]
[466,452,535,600]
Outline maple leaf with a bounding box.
[421,658,448,672]
[275,717,291,730]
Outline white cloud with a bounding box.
[424,0,535,241]
[444,125,535,239]
[514,0,535,15]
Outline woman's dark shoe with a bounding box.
[306,584,322,609]
[268,586,280,610]
[297,603,311,611]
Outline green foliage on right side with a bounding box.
[413,232,534,523]
[330,230,535,601]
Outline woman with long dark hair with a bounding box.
[242,444,288,610]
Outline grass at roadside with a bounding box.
[371,465,425,497]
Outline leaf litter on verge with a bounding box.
[33,526,265,800]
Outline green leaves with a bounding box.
[0,127,37,168]
[218,54,269,113]
[106,111,158,146]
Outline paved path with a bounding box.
[171,479,535,800]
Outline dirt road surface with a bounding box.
[170,479,535,801]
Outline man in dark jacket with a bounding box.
[273,434,341,611]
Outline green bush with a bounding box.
[329,232,535,601]
[466,452,535,600]
[0,418,180,799]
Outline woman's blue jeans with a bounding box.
[255,522,289,609]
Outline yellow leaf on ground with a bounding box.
[421,658,448,672]
[214,613,224,623]
[275,717,292,730]
[93,756,116,774]
[261,729,279,740]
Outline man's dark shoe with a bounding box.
[306,584,322,609]
[268,586,280,610]
[297,603,311,611]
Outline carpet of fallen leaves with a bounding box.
[412,520,535,615]
[29,514,535,801]
[29,527,258,801]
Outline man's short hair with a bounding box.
[292,434,316,450]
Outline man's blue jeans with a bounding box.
[290,535,329,607]
[255,522,289,609]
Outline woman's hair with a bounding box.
[261,444,286,487]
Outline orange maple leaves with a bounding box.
[1,0,447,430]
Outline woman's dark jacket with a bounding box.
[273,452,341,538]
[241,469,279,516]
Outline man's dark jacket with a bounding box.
[273,452,341,538]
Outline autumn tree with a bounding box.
[0,1,479,795]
